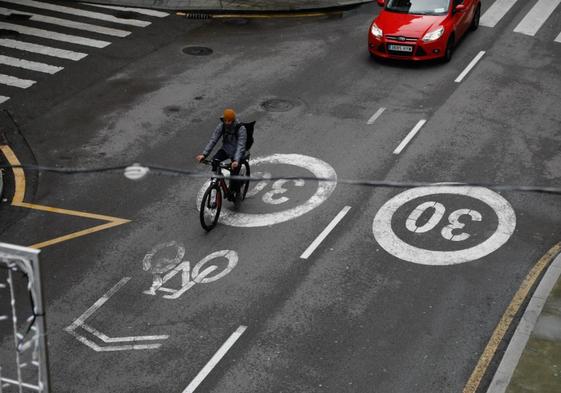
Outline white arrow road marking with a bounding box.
[480,0,519,28]
[65,277,169,351]
[182,326,247,393]
[513,0,561,36]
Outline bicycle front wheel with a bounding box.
[200,184,222,231]
[240,161,250,200]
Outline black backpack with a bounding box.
[221,120,255,151]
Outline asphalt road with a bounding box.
[1,1,561,393]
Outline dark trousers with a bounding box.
[212,149,240,194]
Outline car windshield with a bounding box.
[386,0,450,15]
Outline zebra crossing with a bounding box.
[0,0,168,105]
[480,0,561,42]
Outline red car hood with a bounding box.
[375,11,446,38]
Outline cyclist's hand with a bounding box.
[231,161,239,169]
[196,154,205,162]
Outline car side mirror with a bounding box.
[377,0,385,6]
[454,4,466,13]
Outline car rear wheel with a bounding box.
[470,4,481,31]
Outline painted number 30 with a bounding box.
[247,172,305,205]
[405,201,482,242]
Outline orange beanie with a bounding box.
[223,109,236,122]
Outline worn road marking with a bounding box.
[0,73,35,89]
[0,96,9,104]
[513,0,561,36]
[455,51,486,83]
[393,119,427,155]
[0,7,130,37]
[182,326,248,393]
[0,22,111,48]
[480,0,519,27]
[0,55,63,74]
[0,39,87,61]
[367,107,386,125]
[556,32,561,43]
[3,0,151,27]
[0,145,130,249]
[463,242,561,393]
[82,3,169,18]
[301,206,351,259]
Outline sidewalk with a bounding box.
[80,0,373,12]
[488,254,561,393]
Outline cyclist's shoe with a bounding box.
[233,191,242,209]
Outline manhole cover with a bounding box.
[261,99,294,112]
[113,11,139,19]
[183,46,213,56]
[0,29,20,38]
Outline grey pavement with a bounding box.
[78,0,373,11]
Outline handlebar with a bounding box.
[201,159,232,170]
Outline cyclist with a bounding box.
[196,108,247,201]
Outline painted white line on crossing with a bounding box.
[0,96,10,104]
[300,206,351,260]
[3,0,151,27]
[0,22,110,48]
[0,7,131,37]
[0,55,63,74]
[455,50,486,83]
[367,107,386,125]
[513,0,561,36]
[556,32,561,43]
[0,73,36,89]
[182,326,247,393]
[0,39,87,61]
[82,3,169,18]
[480,0,519,27]
[393,119,427,155]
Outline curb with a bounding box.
[79,0,373,12]
[486,253,561,393]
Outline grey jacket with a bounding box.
[203,120,247,162]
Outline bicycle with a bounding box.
[199,155,251,231]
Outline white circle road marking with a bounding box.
[196,154,337,227]
[372,186,516,265]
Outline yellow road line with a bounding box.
[0,144,130,250]
[462,242,561,393]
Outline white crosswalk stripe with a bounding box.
[480,0,519,28]
[0,96,10,104]
[0,7,131,37]
[513,0,561,36]
[82,3,170,18]
[0,22,111,48]
[0,39,88,61]
[556,32,561,43]
[0,55,63,74]
[0,74,36,89]
[3,0,151,27]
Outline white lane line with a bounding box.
[3,0,151,27]
[0,7,130,37]
[513,0,561,36]
[480,0,519,27]
[0,74,36,89]
[0,96,10,104]
[367,107,386,125]
[300,206,352,260]
[82,3,169,18]
[555,31,561,43]
[393,119,427,155]
[454,50,486,83]
[0,39,87,61]
[182,326,247,393]
[0,55,63,74]
[0,22,110,48]
[80,323,169,343]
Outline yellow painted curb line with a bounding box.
[462,242,561,393]
[177,11,340,19]
[0,145,130,250]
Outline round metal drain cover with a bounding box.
[183,46,213,56]
[261,99,294,112]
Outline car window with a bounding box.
[386,0,451,15]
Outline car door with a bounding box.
[451,0,470,38]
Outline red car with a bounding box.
[368,0,481,61]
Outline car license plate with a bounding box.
[388,44,413,52]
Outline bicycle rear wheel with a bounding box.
[200,184,222,231]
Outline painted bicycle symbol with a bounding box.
[142,241,238,300]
